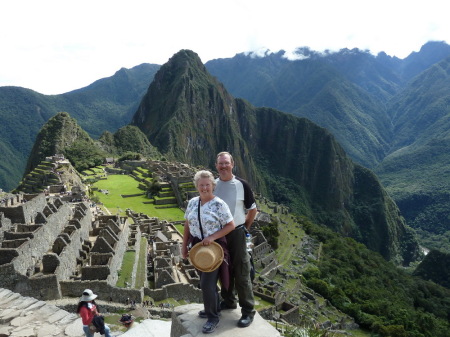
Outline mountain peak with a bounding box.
[131,49,236,165]
[24,112,98,175]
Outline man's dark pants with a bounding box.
[221,226,255,318]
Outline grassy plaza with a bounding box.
[91,173,184,221]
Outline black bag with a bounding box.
[92,315,105,335]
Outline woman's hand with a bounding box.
[202,236,214,246]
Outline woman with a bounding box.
[182,170,235,334]
[76,289,112,337]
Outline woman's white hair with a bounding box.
[193,170,216,188]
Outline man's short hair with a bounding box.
[216,151,234,164]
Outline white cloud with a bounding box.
[0,0,449,94]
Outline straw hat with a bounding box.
[80,289,98,302]
[189,242,224,272]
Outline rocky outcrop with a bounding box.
[170,303,281,337]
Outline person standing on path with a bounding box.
[214,151,257,328]
[182,170,235,334]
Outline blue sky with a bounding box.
[1,0,448,95]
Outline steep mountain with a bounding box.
[2,42,450,254]
[375,56,450,251]
[132,49,420,265]
[24,111,106,174]
[98,125,161,158]
[0,86,56,192]
[0,63,159,191]
[206,49,396,168]
[399,41,450,80]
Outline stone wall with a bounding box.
[5,203,72,275]
[0,262,61,300]
[130,225,143,288]
[0,198,94,300]
[108,218,130,285]
[0,212,12,241]
[0,194,48,224]
[51,203,92,280]
[82,216,130,285]
[144,283,202,302]
[60,280,143,304]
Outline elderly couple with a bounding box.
[182,151,257,334]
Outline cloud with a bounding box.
[1,0,449,94]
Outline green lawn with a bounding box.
[92,174,184,221]
[135,237,147,288]
[175,224,185,235]
[117,251,135,288]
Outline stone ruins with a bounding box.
[0,156,358,335]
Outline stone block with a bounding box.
[0,293,21,307]
[47,309,71,324]
[170,303,281,337]
[121,319,172,337]
[37,323,64,337]
[0,326,13,336]
[9,325,36,336]
[64,318,85,337]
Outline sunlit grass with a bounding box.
[116,251,135,288]
[135,237,147,288]
[92,174,184,221]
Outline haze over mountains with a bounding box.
[1,41,450,253]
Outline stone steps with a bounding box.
[0,288,85,337]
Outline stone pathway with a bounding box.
[0,288,282,337]
[0,288,173,337]
[0,288,85,337]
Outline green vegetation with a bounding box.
[116,251,135,288]
[413,250,450,288]
[298,217,450,337]
[376,138,450,253]
[174,224,185,235]
[256,199,450,337]
[111,125,160,158]
[253,295,273,310]
[135,237,148,288]
[91,174,184,221]
[65,139,106,172]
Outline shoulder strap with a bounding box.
[197,199,204,239]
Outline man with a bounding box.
[214,151,257,328]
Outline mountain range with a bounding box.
[1,42,450,253]
[204,41,450,252]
